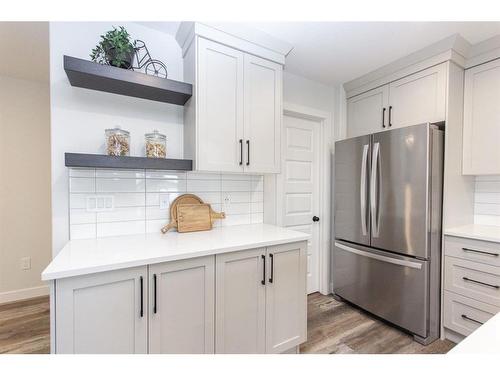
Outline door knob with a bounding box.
[312,216,320,222]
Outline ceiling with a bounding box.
[0,22,49,82]
[143,21,500,86]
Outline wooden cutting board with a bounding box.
[177,204,213,233]
[161,193,225,233]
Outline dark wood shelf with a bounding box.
[65,153,193,171]
[64,55,192,105]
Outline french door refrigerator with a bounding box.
[333,123,444,345]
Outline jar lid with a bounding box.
[145,129,166,140]
[105,126,130,136]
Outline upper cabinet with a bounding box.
[347,86,389,138]
[463,58,500,175]
[180,23,287,174]
[347,63,447,138]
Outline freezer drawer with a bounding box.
[333,241,429,338]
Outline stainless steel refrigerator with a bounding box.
[333,123,444,344]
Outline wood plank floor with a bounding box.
[300,293,455,354]
[0,293,454,354]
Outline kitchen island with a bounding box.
[42,224,309,354]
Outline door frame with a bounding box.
[276,102,332,295]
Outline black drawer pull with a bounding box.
[261,255,266,285]
[246,140,250,166]
[153,274,158,314]
[239,139,243,166]
[463,276,499,289]
[140,276,144,318]
[269,253,274,283]
[461,314,484,325]
[462,247,499,257]
[382,107,386,128]
[388,106,392,127]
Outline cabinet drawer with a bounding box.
[444,256,500,306]
[443,291,498,337]
[445,235,500,267]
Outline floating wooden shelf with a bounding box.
[65,153,193,171]
[64,55,192,105]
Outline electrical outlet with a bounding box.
[20,257,31,270]
[159,193,169,210]
[86,196,114,212]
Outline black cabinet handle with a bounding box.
[239,139,243,166]
[461,314,484,325]
[246,140,250,166]
[269,253,274,283]
[261,255,266,285]
[312,216,320,222]
[140,276,144,318]
[463,276,499,289]
[462,247,499,257]
[388,106,392,127]
[382,107,386,128]
[153,274,158,314]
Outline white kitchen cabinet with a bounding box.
[265,242,307,353]
[463,58,500,175]
[215,248,266,353]
[215,241,307,354]
[196,38,244,173]
[346,63,447,138]
[184,37,283,174]
[55,266,148,354]
[244,54,282,173]
[149,256,215,354]
[388,63,447,129]
[347,86,389,138]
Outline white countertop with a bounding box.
[42,224,309,281]
[444,224,500,243]
[449,313,500,354]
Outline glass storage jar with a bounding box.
[145,130,166,158]
[105,127,130,156]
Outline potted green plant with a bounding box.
[90,26,135,69]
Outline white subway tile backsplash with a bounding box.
[146,170,187,179]
[97,221,146,237]
[70,177,95,193]
[474,176,500,226]
[70,224,97,239]
[96,169,145,179]
[146,179,187,192]
[97,207,146,223]
[97,178,146,193]
[69,168,265,239]
[187,179,221,192]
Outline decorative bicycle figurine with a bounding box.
[132,40,168,78]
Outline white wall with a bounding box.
[0,75,52,303]
[50,22,184,256]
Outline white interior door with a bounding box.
[282,113,321,294]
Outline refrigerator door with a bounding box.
[370,124,434,259]
[333,240,429,338]
[334,135,371,246]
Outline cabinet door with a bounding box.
[149,256,214,354]
[243,54,282,173]
[347,85,389,138]
[215,248,266,353]
[55,267,147,354]
[463,58,500,175]
[388,63,446,129]
[197,37,244,172]
[266,241,307,353]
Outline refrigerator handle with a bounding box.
[360,144,369,236]
[370,142,380,237]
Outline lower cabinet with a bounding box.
[149,256,215,354]
[55,266,148,354]
[215,242,307,353]
[53,241,307,354]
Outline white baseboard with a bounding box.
[0,285,49,304]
